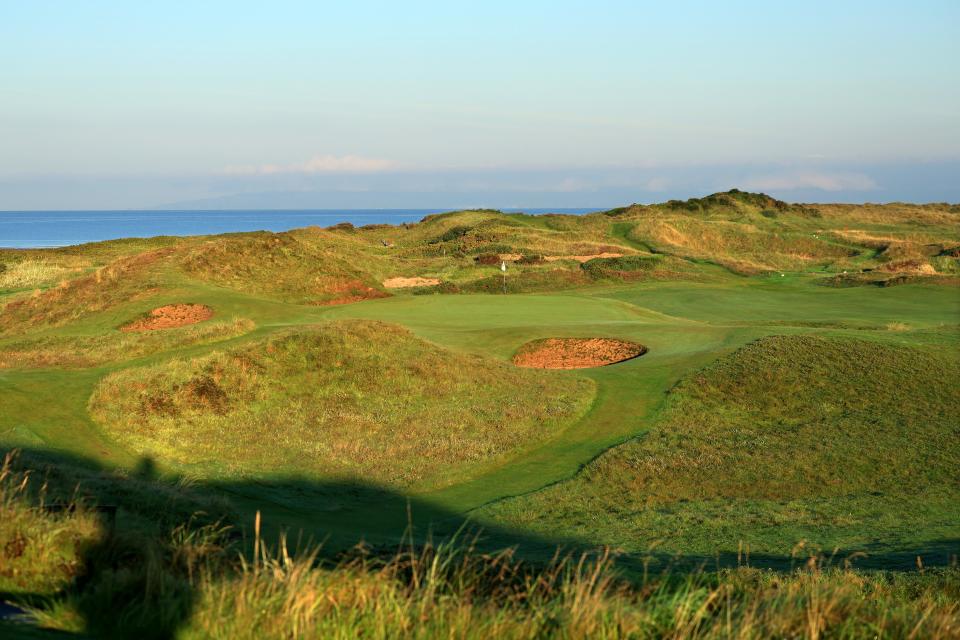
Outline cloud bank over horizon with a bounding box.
[2,159,957,211]
[1,2,957,209]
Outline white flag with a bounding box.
[500,261,507,272]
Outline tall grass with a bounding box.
[2,453,959,638]
[0,260,74,290]
[0,452,101,596]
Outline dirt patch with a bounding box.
[543,252,624,263]
[512,337,646,369]
[383,277,442,288]
[121,304,214,331]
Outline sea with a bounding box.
[0,208,603,249]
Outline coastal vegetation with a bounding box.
[1,192,958,637]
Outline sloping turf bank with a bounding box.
[480,335,960,565]
[89,320,593,488]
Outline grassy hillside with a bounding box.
[89,320,593,488]
[1,193,958,637]
[480,335,960,564]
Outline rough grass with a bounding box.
[178,231,387,304]
[482,335,960,560]
[0,248,173,335]
[88,320,594,488]
[0,453,102,597]
[3,455,958,639]
[628,218,855,274]
[0,318,254,368]
[0,260,77,291]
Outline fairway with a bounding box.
[3,269,956,559]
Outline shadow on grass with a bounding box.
[2,446,958,639]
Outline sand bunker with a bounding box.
[383,277,442,288]
[512,338,646,369]
[543,252,624,263]
[121,304,214,331]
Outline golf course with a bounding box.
[2,192,959,637]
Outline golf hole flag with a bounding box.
[501,261,507,272]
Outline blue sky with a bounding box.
[1,1,958,209]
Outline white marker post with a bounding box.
[501,260,507,294]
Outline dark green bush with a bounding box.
[432,226,472,244]
[581,255,662,279]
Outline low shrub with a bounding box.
[516,254,546,265]
[432,225,472,244]
[580,255,661,279]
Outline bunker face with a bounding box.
[383,277,441,288]
[512,338,647,369]
[121,303,214,331]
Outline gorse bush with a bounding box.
[433,225,472,244]
[581,255,662,279]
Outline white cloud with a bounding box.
[742,171,877,192]
[222,155,396,175]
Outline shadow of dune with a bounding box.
[2,446,958,638]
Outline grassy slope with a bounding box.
[479,335,960,566]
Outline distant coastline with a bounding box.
[0,208,603,249]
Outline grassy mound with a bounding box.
[0,318,254,368]
[89,320,593,488]
[178,232,387,304]
[482,335,960,560]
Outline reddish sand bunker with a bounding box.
[121,304,214,331]
[383,277,442,288]
[512,338,646,369]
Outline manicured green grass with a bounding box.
[0,318,254,368]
